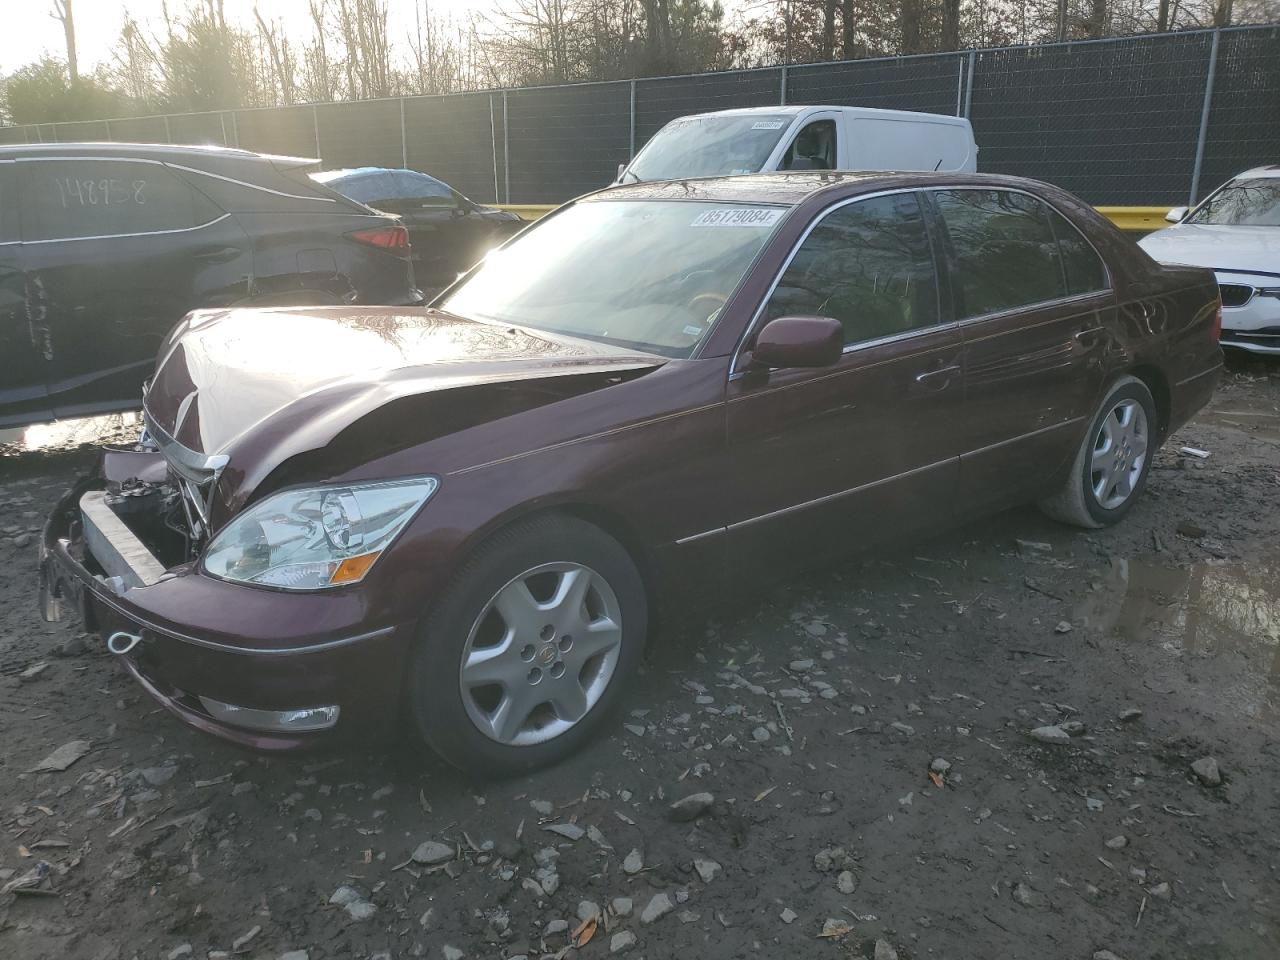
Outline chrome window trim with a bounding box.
[728,186,946,380]
[20,213,231,245]
[955,288,1113,329]
[166,162,338,203]
[929,184,1114,312]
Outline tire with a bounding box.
[408,514,647,777]
[1038,374,1157,529]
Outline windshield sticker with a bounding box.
[691,208,783,228]
[682,324,704,336]
[751,120,786,130]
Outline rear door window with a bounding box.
[933,189,1067,319]
[20,159,223,242]
[765,191,940,345]
[1046,209,1109,295]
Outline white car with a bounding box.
[1140,166,1280,355]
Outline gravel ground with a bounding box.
[1,361,1278,960]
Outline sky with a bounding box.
[0,0,498,75]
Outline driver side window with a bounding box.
[764,192,940,346]
[781,120,837,171]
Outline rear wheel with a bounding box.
[1038,375,1156,528]
[409,515,646,776]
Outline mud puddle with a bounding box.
[1078,556,1280,720]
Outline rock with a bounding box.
[18,662,49,682]
[1190,756,1222,786]
[610,931,637,954]
[139,765,178,787]
[693,858,721,883]
[1054,620,1073,633]
[929,757,951,774]
[789,659,814,671]
[1105,835,1128,850]
[442,947,464,960]
[836,870,856,894]
[752,726,771,742]
[1028,725,1071,745]
[622,848,644,874]
[544,919,569,936]
[30,740,91,772]
[780,907,798,924]
[805,621,827,637]
[231,926,262,951]
[1012,882,1039,907]
[329,885,361,906]
[1118,707,1143,722]
[577,900,601,922]
[1060,720,1087,736]
[1176,520,1206,539]
[587,824,612,849]
[611,896,633,917]
[52,634,88,657]
[889,721,915,736]
[1148,881,1172,901]
[641,892,673,924]
[346,900,377,921]
[677,909,699,923]
[544,823,585,841]
[813,846,850,873]
[279,953,309,960]
[1093,951,1126,960]
[167,946,193,960]
[530,799,553,816]
[412,840,455,865]
[874,940,899,960]
[623,723,646,737]
[668,793,714,822]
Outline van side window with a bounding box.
[764,192,939,345]
[781,120,836,171]
[933,189,1066,319]
[21,160,222,242]
[1046,209,1109,295]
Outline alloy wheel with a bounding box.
[458,562,623,746]
[1090,398,1149,510]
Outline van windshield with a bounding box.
[626,115,793,183]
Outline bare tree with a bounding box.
[254,7,296,104]
[51,0,78,81]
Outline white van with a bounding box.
[617,105,978,184]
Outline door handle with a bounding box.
[914,364,960,385]
[1074,326,1105,344]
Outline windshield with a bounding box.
[626,115,793,182]
[438,200,785,357]
[1187,180,1280,226]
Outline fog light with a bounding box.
[197,696,340,733]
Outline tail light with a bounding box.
[348,225,409,250]
[1212,301,1222,341]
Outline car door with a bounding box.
[725,190,963,579]
[17,156,252,417]
[928,188,1114,513]
[0,158,55,428]
[776,116,839,172]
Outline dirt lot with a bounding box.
[1,360,1278,960]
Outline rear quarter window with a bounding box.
[20,159,222,241]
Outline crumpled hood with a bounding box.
[144,306,665,465]
[1139,224,1280,277]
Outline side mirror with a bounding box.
[749,315,843,369]
[616,162,627,182]
[1166,206,1189,223]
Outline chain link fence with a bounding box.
[1,24,1276,207]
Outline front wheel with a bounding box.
[1038,375,1157,528]
[408,515,647,777]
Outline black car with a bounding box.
[0,143,420,429]
[312,167,523,288]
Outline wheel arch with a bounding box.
[1127,363,1171,440]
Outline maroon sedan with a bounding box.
[40,172,1222,776]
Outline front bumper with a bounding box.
[1216,271,1280,355]
[39,473,414,750]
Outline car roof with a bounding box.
[0,141,317,167]
[584,171,1049,207]
[1232,165,1280,180]
[669,105,969,124]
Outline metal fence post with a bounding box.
[163,115,172,143]
[502,90,511,204]
[489,93,500,204]
[955,55,964,116]
[963,50,976,119]
[400,98,408,169]
[780,65,788,105]
[629,80,637,159]
[220,112,229,147]
[312,104,321,160]
[1189,29,1221,206]
[104,118,112,141]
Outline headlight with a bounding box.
[203,477,438,590]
